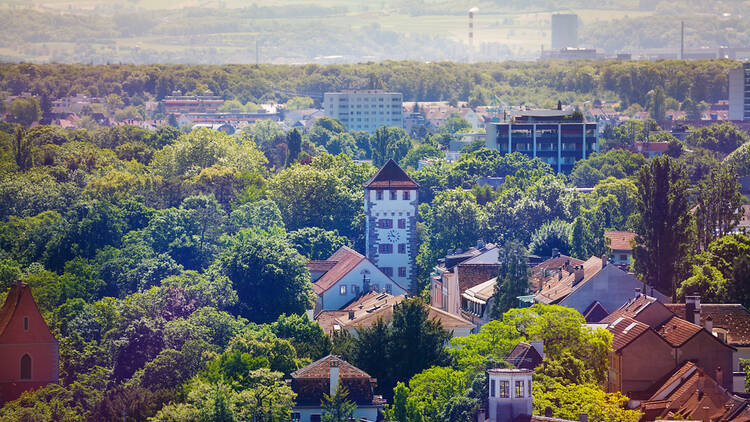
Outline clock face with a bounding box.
[386,230,400,243]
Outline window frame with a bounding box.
[339,285,347,295]
[498,380,509,398]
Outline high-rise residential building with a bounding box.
[551,13,578,50]
[364,160,418,293]
[323,90,403,132]
[729,63,750,121]
[485,110,598,174]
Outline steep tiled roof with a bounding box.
[604,231,636,252]
[640,361,748,422]
[530,255,584,291]
[291,355,372,380]
[364,159,418,189]
[582,301,609,323]
[665,304,750,346]
[600,294,661,325]
[0,282,24,336]
[315,292,473,333]
[534,256,604,304]
[307,260,338,272]
[607,316,651,351]
[310,246,365,294]
[655,316,703,347]
[505,342,544,370]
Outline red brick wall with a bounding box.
[457,264,500,292]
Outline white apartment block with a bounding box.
[323,90,403,132]
[729,63,750,121]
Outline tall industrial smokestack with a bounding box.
[468,7,479,62]
[680,21,684,60]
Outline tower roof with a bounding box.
[364,159,419,189]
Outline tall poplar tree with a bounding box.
[491,241,530,319]
[694,166,743,250]
[633,156,693,299]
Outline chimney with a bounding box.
[601,254,608,269]
[551,248,560,258]
[685,294,701,324]
[478,239,485,250]
[348,310,355,320]
[702,406,710,422]
[579,414,588,422]
[704,316,713,333]
[530,340,545,359]
[635,287,641,299]
[693,308,701,326]
[330,358,340,396]
[574,266,584,285]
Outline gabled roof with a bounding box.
[0,282,25,336]
[604,231,636,252]
[640,361,749,422]
[655,316,705,347]
[505,342,544,370]
[310,246,366,294]
[600,294,662,325]
[534,256,605,304]
[606,316,651,351]
[582,301,609,323]
[364,159,419,189]
[664,304,750,347]
[290,355,372,380]
[315,292,473,334]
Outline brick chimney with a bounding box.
[704,316,713,333]
[573,266,584,285]
[601,254,608,269]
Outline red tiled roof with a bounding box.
[291,355,372,380]
[600,294,661,325]
[655,316,703,347]
[604,231,636,252]
[306,260,338,272]
[534,256,604,304]
[0,282,24,336]
[364,159,419,189]
[311,246,365,294]
[607,316,651,351]
[665,304,750,346]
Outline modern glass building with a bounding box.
[485,110,598,174]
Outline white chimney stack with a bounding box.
[330,358,340,396]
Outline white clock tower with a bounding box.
[364,159,419,293]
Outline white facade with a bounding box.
[323,90,403,132]
[365,188,417,293]
[488,369,533,422]
[315,260,407,311]
[292,405,379,422]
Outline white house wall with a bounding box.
[319,260,407,311]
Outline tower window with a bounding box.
[403,191,410,200]
[398,267,407,277]
[398,244,406,254]
[398,219,406,229]
[23,317,29,331]
[379,219,393,229]
[20,354,31,380]
[379,244,393,254]
[380,267,393,277]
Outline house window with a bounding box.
[515,380,524,398]
[499,381,509,398]
[386,284,392,293]
[379,244,393,254]
[23,317,29,331]
[403,191,410,200]
[20,354,31,380]
[490,379,496,397]
[398,219,406,229]
[291,412,301,422]
[620,254,628,261]
[376,190,383,200]
[352,285,360,295]
[340,285,347,295]
[379,219,393,229]
[398,267,407,277]
[390,190,397,200]
[398,243,406,254]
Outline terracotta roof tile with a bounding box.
[291,355,372,379]
[364,159,419,189]
[530,255,584,291]
[665,304,750,346]
[307,260,338,272]
[607,316,651,351]
[534,256,604,304]
[604,231,636,252]
[655,316,703,347]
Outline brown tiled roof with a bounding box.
[640,361,748,422]
[505,342,544,370]
[604,231,636,252]
[607,316,651,351]
[364,159,419,189]
[316,292,473,334]
[529,255,583,291]
[534,256,604,304]
[311,246,366,294]
[655,316,703,347]
[665,304,750,346]
[0,282,26,336]
[291,355,372,380]
[582,301,609,323]
[600,294,660,325]
[307,260,338,272]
